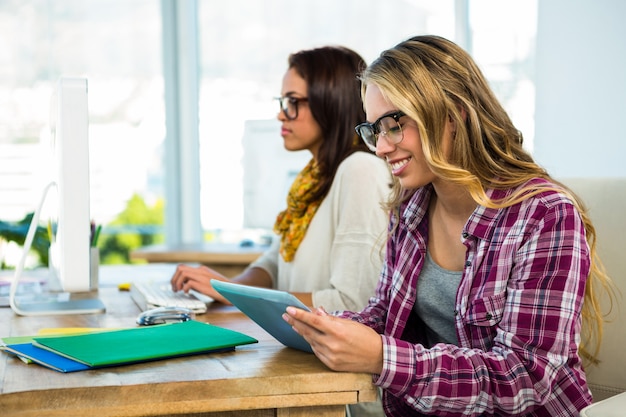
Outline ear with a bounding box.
[459,105,467,122]
[448,105,467,135]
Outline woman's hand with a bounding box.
[283,306,383,374]
[170,264,231,304]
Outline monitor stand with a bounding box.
[13,297,106,316]
[10,268,106,316]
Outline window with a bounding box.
[1,0,538,265]
[469,0,537,152]
[197,0,456,233]
[0,0,163,265]
[196,0,537,234]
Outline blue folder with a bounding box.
[2,343,90,372]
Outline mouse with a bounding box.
[136,306,196,326]
[239,238,254,247]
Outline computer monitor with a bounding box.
[241,119,309,230]
[49,78,92,292]
[10,78,105,316]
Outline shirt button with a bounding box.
[465,260,471,267]
[462,232,469,238]
[485,313,493,320]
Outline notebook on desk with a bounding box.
[130,281,213,314]
[211,280,313,353]
[2,321,258,372]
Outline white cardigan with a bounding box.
[248,151,391,312]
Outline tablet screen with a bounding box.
[211,280,313,353]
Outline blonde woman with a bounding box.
[284,35,614,417]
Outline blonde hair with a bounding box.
[361,35,615,365]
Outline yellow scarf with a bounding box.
[273,158,322,262]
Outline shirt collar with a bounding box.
[398,184,516,241]
[398,185,433,233]
[465,178,551,240]
[465,187,508,240]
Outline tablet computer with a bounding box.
[211,280,313,353]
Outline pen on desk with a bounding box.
[91,224,102,247]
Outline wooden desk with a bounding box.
[0,265,376,417]
[130,243,266,277]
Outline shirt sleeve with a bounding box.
[246,236,280,285]
[334,207,397,332]
[312,152,390,312]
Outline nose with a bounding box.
[375,134,396,157]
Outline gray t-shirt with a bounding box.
[413,252,463,347]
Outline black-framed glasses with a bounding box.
[275,96,309,120]
[355,111,406,152]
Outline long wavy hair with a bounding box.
[360,35,615,365]
[288,46,369,203]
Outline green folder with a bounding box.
[32,320,257,367]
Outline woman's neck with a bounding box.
[430,180,477,222]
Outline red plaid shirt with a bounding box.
[339,179,592,416]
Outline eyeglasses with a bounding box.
[275,96,309,120]
[355,111,406,152]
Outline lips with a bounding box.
[388,157,411,175]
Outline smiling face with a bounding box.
[363,83,432,190]
[277,67,323,159]
[363,83,457,191]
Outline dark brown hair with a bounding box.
[288,46,368,203]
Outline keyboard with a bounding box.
[130,281,212,314]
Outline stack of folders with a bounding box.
[0,321,257,373]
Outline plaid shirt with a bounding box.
[339,179,592,416]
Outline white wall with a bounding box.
[533,0,626,178]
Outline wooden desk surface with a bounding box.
[0,265,376,417]
[129,242,266,265]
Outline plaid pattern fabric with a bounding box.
[339,179,592,416]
